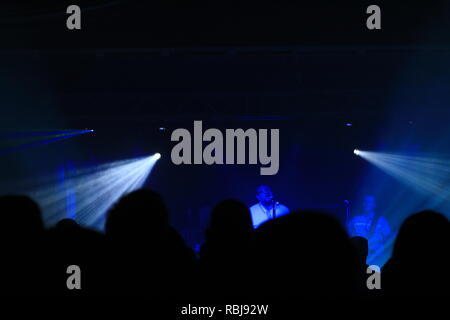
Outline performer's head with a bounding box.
[256,185,274,206]
[363,195,376,215]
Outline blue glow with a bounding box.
[0,130,91,139]
[26,155,160,230]
[0,131,91,155]
[355,149,450,266]
[356,151,450,200]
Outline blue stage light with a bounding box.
[353,149,360,156]
[0,130,92,155]
[154,153,161,160]
[26,155,160,230]
[354,149,450,266]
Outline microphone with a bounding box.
[270,199,278,219]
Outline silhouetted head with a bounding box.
[56,218,80,231]
[105,188,169,241]
[255,210,358,295]
[392,210,449,265]
[199,199,254,296]
[256,185,274,207]
[0,195,45,293]
[208,199,253,236]
[0,195,44,239]
[384,210,450,295]
[350,236,368,265]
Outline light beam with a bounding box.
[27,154,160,230]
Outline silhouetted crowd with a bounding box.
[0,189,448,297]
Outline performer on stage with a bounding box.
[249,185,290,229]
[348,195,391,256]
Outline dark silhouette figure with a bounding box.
[253,211,359,297]
[350,236,373,295]
[350,236,369,271]
[43,217,109,295]
[56,218,80,230]
[2,188,447,299]
[0,195,45,295]
[383,210,450,296]
[199,199,254,297]
[105,188,195,296]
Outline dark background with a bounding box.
[0,1,448,48]
[1,1,449,257]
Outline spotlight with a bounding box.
[0,130,93,155]
[28,155,160,229]
[154,153,161,160]
[90,129,94,132]
[346,123,353,127]
[354,149,361,156]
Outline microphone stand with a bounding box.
[272,200,278,220]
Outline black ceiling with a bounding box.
[0,1,449,49]
[1,1,449,128]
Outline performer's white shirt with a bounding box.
[249,202,290,229]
